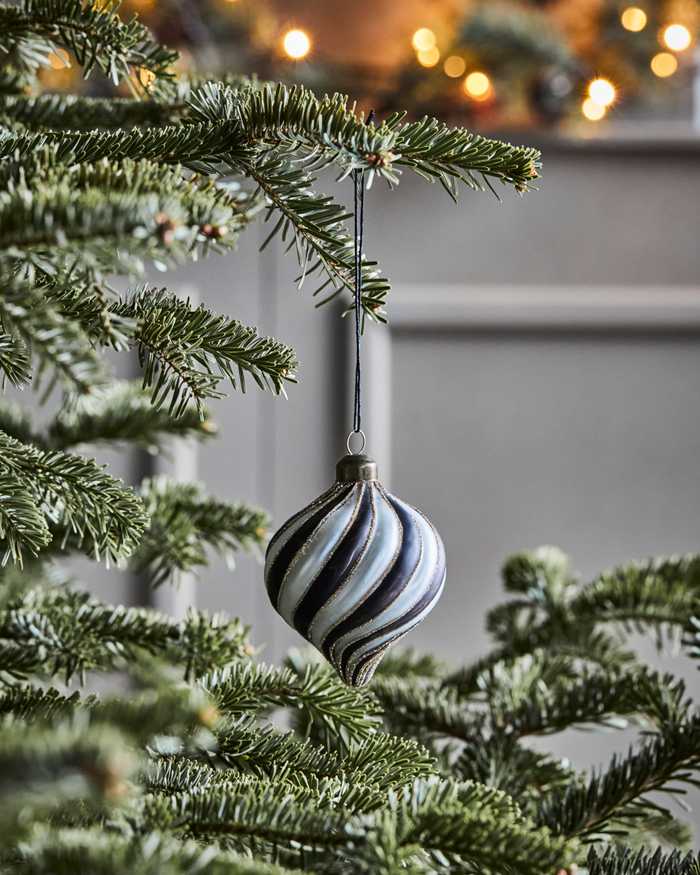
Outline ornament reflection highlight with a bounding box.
[283,30,310,59]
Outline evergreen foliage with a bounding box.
[2,3,699,874]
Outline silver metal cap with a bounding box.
[335,453,378,482]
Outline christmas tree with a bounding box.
[2,3,700,874]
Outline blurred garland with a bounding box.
[29,0,700,128]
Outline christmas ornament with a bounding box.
[264,155,446,687]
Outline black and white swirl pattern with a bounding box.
[264,479,446,687]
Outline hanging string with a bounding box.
[352,109,374,442]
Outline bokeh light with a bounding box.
[621,7,647,31]
[418,46,440,67]
[283,30,310,59]
[413,29,436,51]
[444,56,466,78]
[464,72,490,99]
[588,78,615,106]
[651,51,678,75]
[582,98,606,120]
[49,49,70,68]
[664,24,691,50]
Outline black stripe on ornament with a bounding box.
[266,484,340,558]
[347,533,446,686]
[324,493,422,669]
[265,484,354,608]
[292,485,374,638]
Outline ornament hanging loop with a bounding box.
[346,429,366,456]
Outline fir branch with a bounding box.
[481,661,690,737]
[243,150,390,318]
[0,160,253,274]
[44,381,216,453]
[131,477,270,588]
[0,684,85,724]
[370,675,483,744]
[0,120,249,174]
[12,830,296,875]
[188,82,399,179]
[536,714,700,840]
[0,0,179,96]
[587,847,699,875]
[388,778,567,875]
[0,93,186,130]
[0,471,51,563]
[0,332,31,390]
[111,287,297,417]
[0,430,146,564]
[189,82,542,198]
[573,554,700,632]
[453,733,576,801]
[205,663,382,750]
[0,588,252,683]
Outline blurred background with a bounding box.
[38,0,700,834]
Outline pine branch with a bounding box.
[0,0,179,96]
[131,477,270,588]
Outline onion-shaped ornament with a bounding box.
[264,451,446,687]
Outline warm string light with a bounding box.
[418,47,440,66]
[283,30,310,59]
[444,56,466,78]
[412,28,436,51]
[621,7,647,31]
[464,72,490,100]
[588,78,615,106]
[651,51,677,76]
[582,78,615,121]
[48,49,70,69]
[412,29,440,66]
[664,24,691,50]
[582,98,606,120]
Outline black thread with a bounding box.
[352,109,374,441]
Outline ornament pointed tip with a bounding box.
[335,453,378,483]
